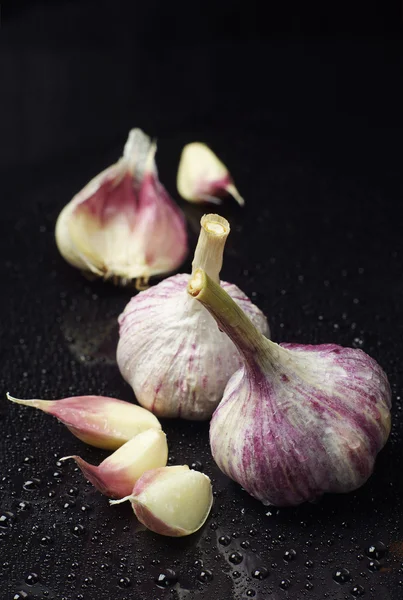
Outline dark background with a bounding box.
[1,2,403,599]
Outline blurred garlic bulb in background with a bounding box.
[56,128,187,288]
[117,214,269,420]
[177,142,244,206]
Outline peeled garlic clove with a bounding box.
[177,142,244,206]
[188,269,392,507]
[110,465,213,536]
[117,213,269,420]
[6,393,161,450]
[61,429,168,499]
[56,128,187,287]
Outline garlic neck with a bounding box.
[191,214,230,284]
[188,269,277,372]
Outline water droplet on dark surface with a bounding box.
[23,479,41,491]
[18,501,30,511]
[232,571,241,579]
[351,584,365,596]
[39,536,52,546]
[283,549,297,562]
[229,552,243,565]
[13,593,29,600]
[118,577,131,588]
[71,524,85,536]
[365,542,386,560]
[333,568,351,584]
[305,560,314,568]
[246,590,256,597]
[218,535,231,546]
[155,569,178,588]
[305,581,314,590]
[25,572,40,585]
[279,578,291,590]
[190,461,203,471]
[197,569,213,583]
[367,560,381,572]
[0,511,15,528]
[251,567,269,580]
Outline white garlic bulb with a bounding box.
[177,142,244,206]
[117,214,269,420]
[56,128,187,288]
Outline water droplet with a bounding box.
[305,581,314,590]
[365,542,386,560]
[71,524,85,537]
[241,540,250,549]
[351,584,365,596]
[190,461,203,471]
[279,579,291,590]
[251,567,269,580]
[367,560,381,572]
[333,568,351,584]
[305,560,314,568]
[13,593,29,600]
[283,549,297,562]
[218,535,231,546]
[193,560,203,568]
[25,572,39,585]
[23,479,41,491]
[232,571,241,578]
[155,569,178,588]
[40,536,52,546]
[197,569,213,583]
[118,577,131,588]
[0,511,15,528]
[18,501,30,511]
[246,590,256,597]
[229,552,243,565]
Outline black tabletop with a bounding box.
[1,3,403,600]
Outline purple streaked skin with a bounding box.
[190,270,392,507]
[7,394,161,450]
[63,456,138,500]
[117,274,269,420]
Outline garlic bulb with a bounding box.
[177,142,244,206]
[6,393,161,450]
[61,429,168,499]
[56,128,187,288]
[110,465,213,537]
[188,269,392,506]
[117,214,269,420]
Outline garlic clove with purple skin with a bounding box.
[6,393,161,450]
[177,142,244,206]
[188,269,392,507]
[117,213,269,420]
[110,465,213,537]
[60,429,168,499]
[56,128,187,288]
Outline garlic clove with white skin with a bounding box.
[60,429,168,499]
[110,465,213,537]
[188,269,392,507]
[177,142,244,206]
[117,213,269,420]
[56,128,187,288]
[6,393,161,450]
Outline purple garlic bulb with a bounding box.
[188,269,392,506]
[117,214,269,420]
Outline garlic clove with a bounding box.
[6,393,161,450]
[188,269,392,506]
[61,429,168,499]
[177,142,244,206]
[110,465,213,536]
[56,128,188,287]
[117,214,269,420]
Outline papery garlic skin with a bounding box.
[177,142,244,206]
[6,393,161,450]
[111,465,213,537]
[189,270,392,507]
[61,429,168,499]
[117,215,269,420]
[56,128,187,287]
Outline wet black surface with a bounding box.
[1,3,403,599]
